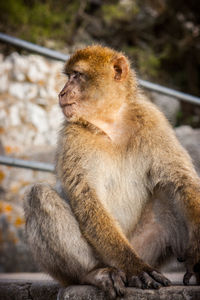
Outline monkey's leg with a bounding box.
[130,199,186,268]
[175,180,200,285]
[156,171,200,284]
[151,139,200,285]
[128,196,193,290]
[127,202,172,289]
[24,183,97,284]
[131,220,168,269]
[24,184,125,299]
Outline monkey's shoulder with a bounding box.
[57,122,101,163]
[129,99,169,127]
[60,122,98,145]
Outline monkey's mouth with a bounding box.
[61,103,76,118]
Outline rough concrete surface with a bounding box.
[0,273,200,300]
[59,285,200,300]
[0,278,59,300]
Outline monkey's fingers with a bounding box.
[100,276,117,299]
[128,270,170,290]
[129,272,161,289]
[140,272,162,289]
[149,270,171,287]
[128,275,143,288]
[110,268,126,297]
[83,267,126,299]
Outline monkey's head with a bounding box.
[59,45,137,123]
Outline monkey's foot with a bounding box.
[81,267,126,299]
[128,270,171,289]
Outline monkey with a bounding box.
[24,45,200,299]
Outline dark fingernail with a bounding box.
[164,279,171,286]
[153,283,160,289]
[108,291,116,300]
[118,288,125,297]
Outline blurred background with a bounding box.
[0,0,199,275]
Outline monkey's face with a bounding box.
[59,70,84,121]
[59,46,131,123]
[58,61,105,122]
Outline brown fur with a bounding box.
[24,45,200,298]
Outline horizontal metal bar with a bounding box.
[0,32,200,106]
[0,155,54,172]
[0,32,69,61]
[139,79,200,106]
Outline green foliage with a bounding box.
[0,0,199,106]
[0,0,28,25]
[102,4,127,23]
[0,0,80,44]
[102,2,139,24]
[124,46,161,79]
[176,110,183,127]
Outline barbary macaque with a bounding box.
[24,45,200,299]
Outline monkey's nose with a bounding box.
[59,92,67,107]
[59,89,66,98]
[59,82,69,98]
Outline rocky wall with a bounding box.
[0,52,65,272]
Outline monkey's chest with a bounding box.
[88,156,149,237]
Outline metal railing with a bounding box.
[0,32,199,172]
[0,156,54,172]
[1,33,200,106]
[0,33,69,61]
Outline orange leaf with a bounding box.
[0,170,5,183]
[4,204,12,213]
[14,217,25,227]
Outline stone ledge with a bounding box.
[0,279,59,300]
[58,285,200,300]
[0,274,200,300]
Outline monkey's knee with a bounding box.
[24,183,53,215]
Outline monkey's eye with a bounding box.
[73,71,83,79]
[63,70,84,81]
[63,71,70,80]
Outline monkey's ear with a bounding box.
[113,56,129,81]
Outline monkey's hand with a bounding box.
[81,267,126,299]
[128,265,171,289]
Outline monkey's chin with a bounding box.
[62,105,78,122]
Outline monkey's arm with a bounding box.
[57,159,170,288]
[64,175,146,276]
[74,182,171,287]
